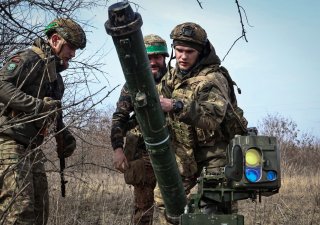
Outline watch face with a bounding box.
[174,100,184,113]
[176,101,183,110]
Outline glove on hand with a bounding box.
[62,129,76,158]
[41,97,61,113]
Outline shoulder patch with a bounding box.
[7,63,17,71]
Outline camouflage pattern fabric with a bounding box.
[144,34,169,57]
[110,84,135,150]
[170,22,208,53]
[0,135,49,225]
[155,41,235,214]
[158,44,230,178]
[171,140,198,178]
[45,18,86,50]
[0,38,70,224]
[153,205,169,225]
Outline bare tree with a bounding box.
[0,1,117,222]
[194,0,252,61]
[0,1,101,49]
[258,113,320,172]
[223,0,252,61]
[0,0,114,131]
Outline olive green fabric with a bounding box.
[0,39,64,147]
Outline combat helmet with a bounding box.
[45,18,86,49]
[170,22,207,52]
[144,34,169,57]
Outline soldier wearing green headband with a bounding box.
[0,18,86,225]
[110,34,168,225]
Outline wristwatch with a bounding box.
[172,99,184,113]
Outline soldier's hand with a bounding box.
[113,148,129,173]
[159,96,174,112]
[62,130,76,158]
[41,97,61,113]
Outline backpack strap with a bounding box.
[31,46,46,59]
[186,66,247,134]
[31,46,57,82]
[205,73,247,134]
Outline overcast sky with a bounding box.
[81,0,320,137]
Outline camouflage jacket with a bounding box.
[110,84,135,150]
[0,38,65,146]
[158,42,231,148]
[110,70,166,151]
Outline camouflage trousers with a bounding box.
[124,153,157,225]
[0,135,49,225]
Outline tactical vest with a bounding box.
[162,65,247,148]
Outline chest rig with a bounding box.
[162,65,224,148]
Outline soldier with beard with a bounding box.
[111,34,169,225]
[0,18,86,225]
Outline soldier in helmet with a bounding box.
[156,22,247,224]
[111,34,169,225]
[0,18,86,225]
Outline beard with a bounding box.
[55,56,67,72]
[153,65,168,84]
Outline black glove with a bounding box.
[62,129,76,158]
[41,97,61,113]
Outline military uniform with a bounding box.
[155,22,247,224]
[0,35,78,224]
[111,84,158,225]
[0,18,84,225]
[156,41,230,199]
[0,38,63,224]
[111,84,166,225]
[111,34,168,225]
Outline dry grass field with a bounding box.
[45,169,320,225]
[42,114,320,225]
[46,171,133,225]
[239,170,320,225]
[45,152,320,225]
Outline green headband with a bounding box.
[45,21,59,35]
[146,45,168,55]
